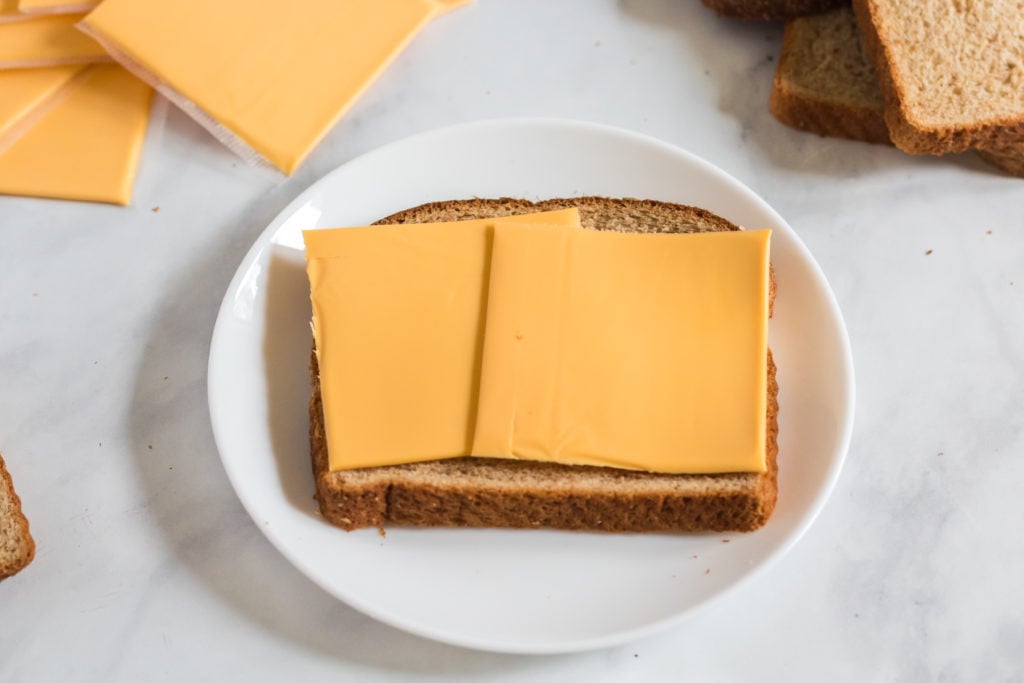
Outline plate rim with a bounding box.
[207,117,856,654]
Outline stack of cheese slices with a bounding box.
[704,0,1024,176]
[0,0,471,203]
[305,197,779,534]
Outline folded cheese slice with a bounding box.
[0,14,109,68]
[472,225,771,474]
[81,0,471,174]
[304,209,582,471]
[0,64,152,204]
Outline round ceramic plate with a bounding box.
[208,119,854,654]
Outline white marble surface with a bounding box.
[2,0,1023,680]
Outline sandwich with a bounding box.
[305,197,778,533]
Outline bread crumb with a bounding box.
[705,568,711,575]
[925,249,933,255]
[937,451,944,456]
[151,206,160,213]
[147,444,153,450]
[986,230,993,235]
[721,539,731,543]
[692,554,699,559]
[378,527,386,538]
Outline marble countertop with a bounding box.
[2,1,1022,680]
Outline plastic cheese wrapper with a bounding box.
[78,0,472,175]
[19,0,99,15]
[0,13,111,68]
[0,64,153,204]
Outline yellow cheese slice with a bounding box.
[82,0,472,174]
[0,0,27,23]
[0,14,110,68]
[472,226,772,474]
[0,64,83,145]
[0,64,152,204]
[304,209,582,471]
[19,0,98,15]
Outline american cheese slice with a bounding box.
[0,14,110,68]
[304,209,582,471]
[0,0,26,22]
[19,0,99,15]
[0,64,83,145]
[0,64,152,204]
[472,226,771,474]
[81,0,472,174]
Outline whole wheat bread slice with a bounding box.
[770,6,890,144]
[309,197,779,533]
[770,6,1024,176]
[1,453,34,579]
[851,0,1024,154]
[701,0,845,21]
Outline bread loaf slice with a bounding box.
[851,0,1024,154]
[770,6,890,144]
[770,6,1024,176]
[701,0,844,21]
[309,197,779,533]
[1,453,34,579]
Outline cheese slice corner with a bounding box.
[0,13,110,68]
[0,64,152,204]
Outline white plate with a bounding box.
[208,119,854,654]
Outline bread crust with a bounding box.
[852,0,1024,154]
[770,18,891,145]
[977,144,1024,178]
[701,0,844,21]
[0,453,35,579]
[309,197,779,533]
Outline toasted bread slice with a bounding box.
[701,0,844,21]
[852,0,1024,154]
[1,453,34,579]
[309,197,779,533]
[770,6,890,144]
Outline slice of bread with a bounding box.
[770,6,890,144]
[1,453,34,579]
[770,6,1024,176]
[309,197,779,533]
[851,0,1024,154]
[701,0,845,21]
